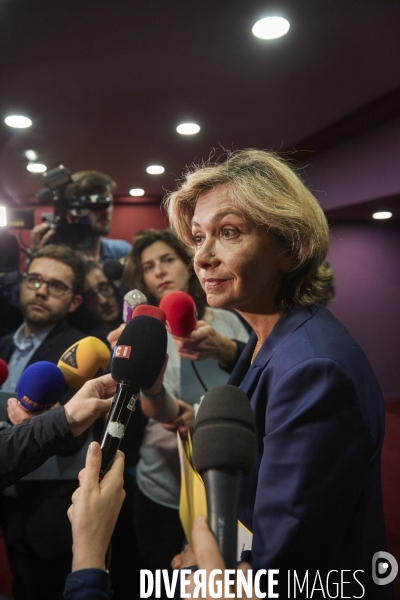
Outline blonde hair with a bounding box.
[164,149,334,311]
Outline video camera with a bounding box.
[36,165,112,250]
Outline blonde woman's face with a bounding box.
[191,189,291,314]
[141,241,191,302]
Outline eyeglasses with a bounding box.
[23,273,73,298]
[83,282,114,304]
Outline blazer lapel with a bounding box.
[229,304,319,398]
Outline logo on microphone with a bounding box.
[372,551,398,586]
[113,345,131,359]
[60,344,78,368]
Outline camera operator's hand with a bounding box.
[30,221,55,250]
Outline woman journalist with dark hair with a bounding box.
[122,228,249,581]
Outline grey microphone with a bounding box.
[192,384,255,569]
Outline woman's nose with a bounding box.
[194,238,218,268]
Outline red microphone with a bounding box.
[159,291,197,337]
[132,304,166,324]
[0,359,9,385]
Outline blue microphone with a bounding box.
[17,361,66,412]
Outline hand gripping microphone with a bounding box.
[122,289,147,323]
[17,361,66,411]
[193,385,255,569]
[100,315,167,477]
[159,290,197,337]
[57,336,111,389]
[0,358,9,385]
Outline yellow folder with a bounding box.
[177,432,253,559]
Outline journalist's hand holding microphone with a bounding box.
[68,442,125,572]
[172,320,239,369]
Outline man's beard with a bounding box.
[20,302,70,329]
[91,224,111,236]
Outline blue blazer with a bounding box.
[229,303,393,598]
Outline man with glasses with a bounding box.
[0,245,86,395]
[0,244,97,600]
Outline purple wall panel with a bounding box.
[303,115,400,210]
[327,223,400,398]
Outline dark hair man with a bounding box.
[30,170,132,264]
[0,245,86,394]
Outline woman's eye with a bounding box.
[143,264,152,273]
[221,228,237,239]
[192,234,203,246]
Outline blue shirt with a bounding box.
[1,322,55,394]
[99,238,132,264]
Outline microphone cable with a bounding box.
[190,360,208,393]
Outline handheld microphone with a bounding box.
[103,260,124,284]
[159,291,197,337]
[122,289,147,323]
[100,315,167,477]
[57,336,111,389]
[132,304,166,324]
[192,385,255,569]
[17,361,66,412]
[0,358,9,385]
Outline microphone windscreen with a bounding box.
[0,358,9,385]
[103,260,124,281]
[132,304,166,324]
[123,289,147,322]
[111,315,167,389]
[193,385,255,474]
[159,291,197,336]
[57,336,111,389]
[17,361,65,411]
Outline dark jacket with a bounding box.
[229,303,393,598]
[0,406,77,491]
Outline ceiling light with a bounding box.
[24,149,38,161]
[252,16,290,40]
[0,207,6,227]
[372,211,392,220]
[129,188,145,197]
[5,115,32,128]
[146,165,165,175]
[176,123,200,135]
[27,163,47,173]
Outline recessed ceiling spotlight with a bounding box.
[372,211,392,220]
[146,165,165,175]
[27,163,47,174]
[5,115,33,128]
[129,188,145,197]
[24,149,38,161]
[252,16,290,40]
[176,123,200,135]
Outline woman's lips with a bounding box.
[203,278,229,288]
[158,281,172,290]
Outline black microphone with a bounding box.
[99,315,167,477]
[103,259,124,284]
[193,385,255,569]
